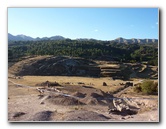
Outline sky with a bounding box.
[8,8,159,40]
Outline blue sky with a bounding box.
[8,8,159,40]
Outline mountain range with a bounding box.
[8,33,65,41]
[8,33,158,44]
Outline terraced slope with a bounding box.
[9,56,158,79]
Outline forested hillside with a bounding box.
[8,39,158,66]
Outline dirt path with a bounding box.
[114,86,131,97]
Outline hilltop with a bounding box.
[8,33,65,41]
[8,33,158,44]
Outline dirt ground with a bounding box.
[8,76,159,122]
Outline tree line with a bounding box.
[8,39,158,66]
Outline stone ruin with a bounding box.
[108,98,138,116]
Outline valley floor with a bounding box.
[8,76,159,122]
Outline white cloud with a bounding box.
[94,29,98,32]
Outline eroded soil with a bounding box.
[8,77,158,122]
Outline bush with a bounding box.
[148,58,158,66]
[133,80,158,95]
[151,82,158,93]
[141,80,158,95]
[133,85,142,93]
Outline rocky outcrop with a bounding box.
[108,98,139,116]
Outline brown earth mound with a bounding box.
[38,85,114,106]
[29,111,53,121]
[8,56,100,77]
[59,85,114,106]
[61,85,113,106]
[72,92,86,98]
[64,110,111,121]
[81,92,109,105]
[45,95,85,106]
[35,81,61,87]
[82,97,108,105]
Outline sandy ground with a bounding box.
[8,76,159,122]
[8,75,150,93]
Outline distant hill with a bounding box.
[113,37,158,44]
[8,33,65,41]
[8,33,158,43]
[8,33,34,41]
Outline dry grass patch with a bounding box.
[10,76,127,93]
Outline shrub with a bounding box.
[141,80,158,95]
[133,85,142,93]
[148,58,158,66]
[151,82,158,93]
